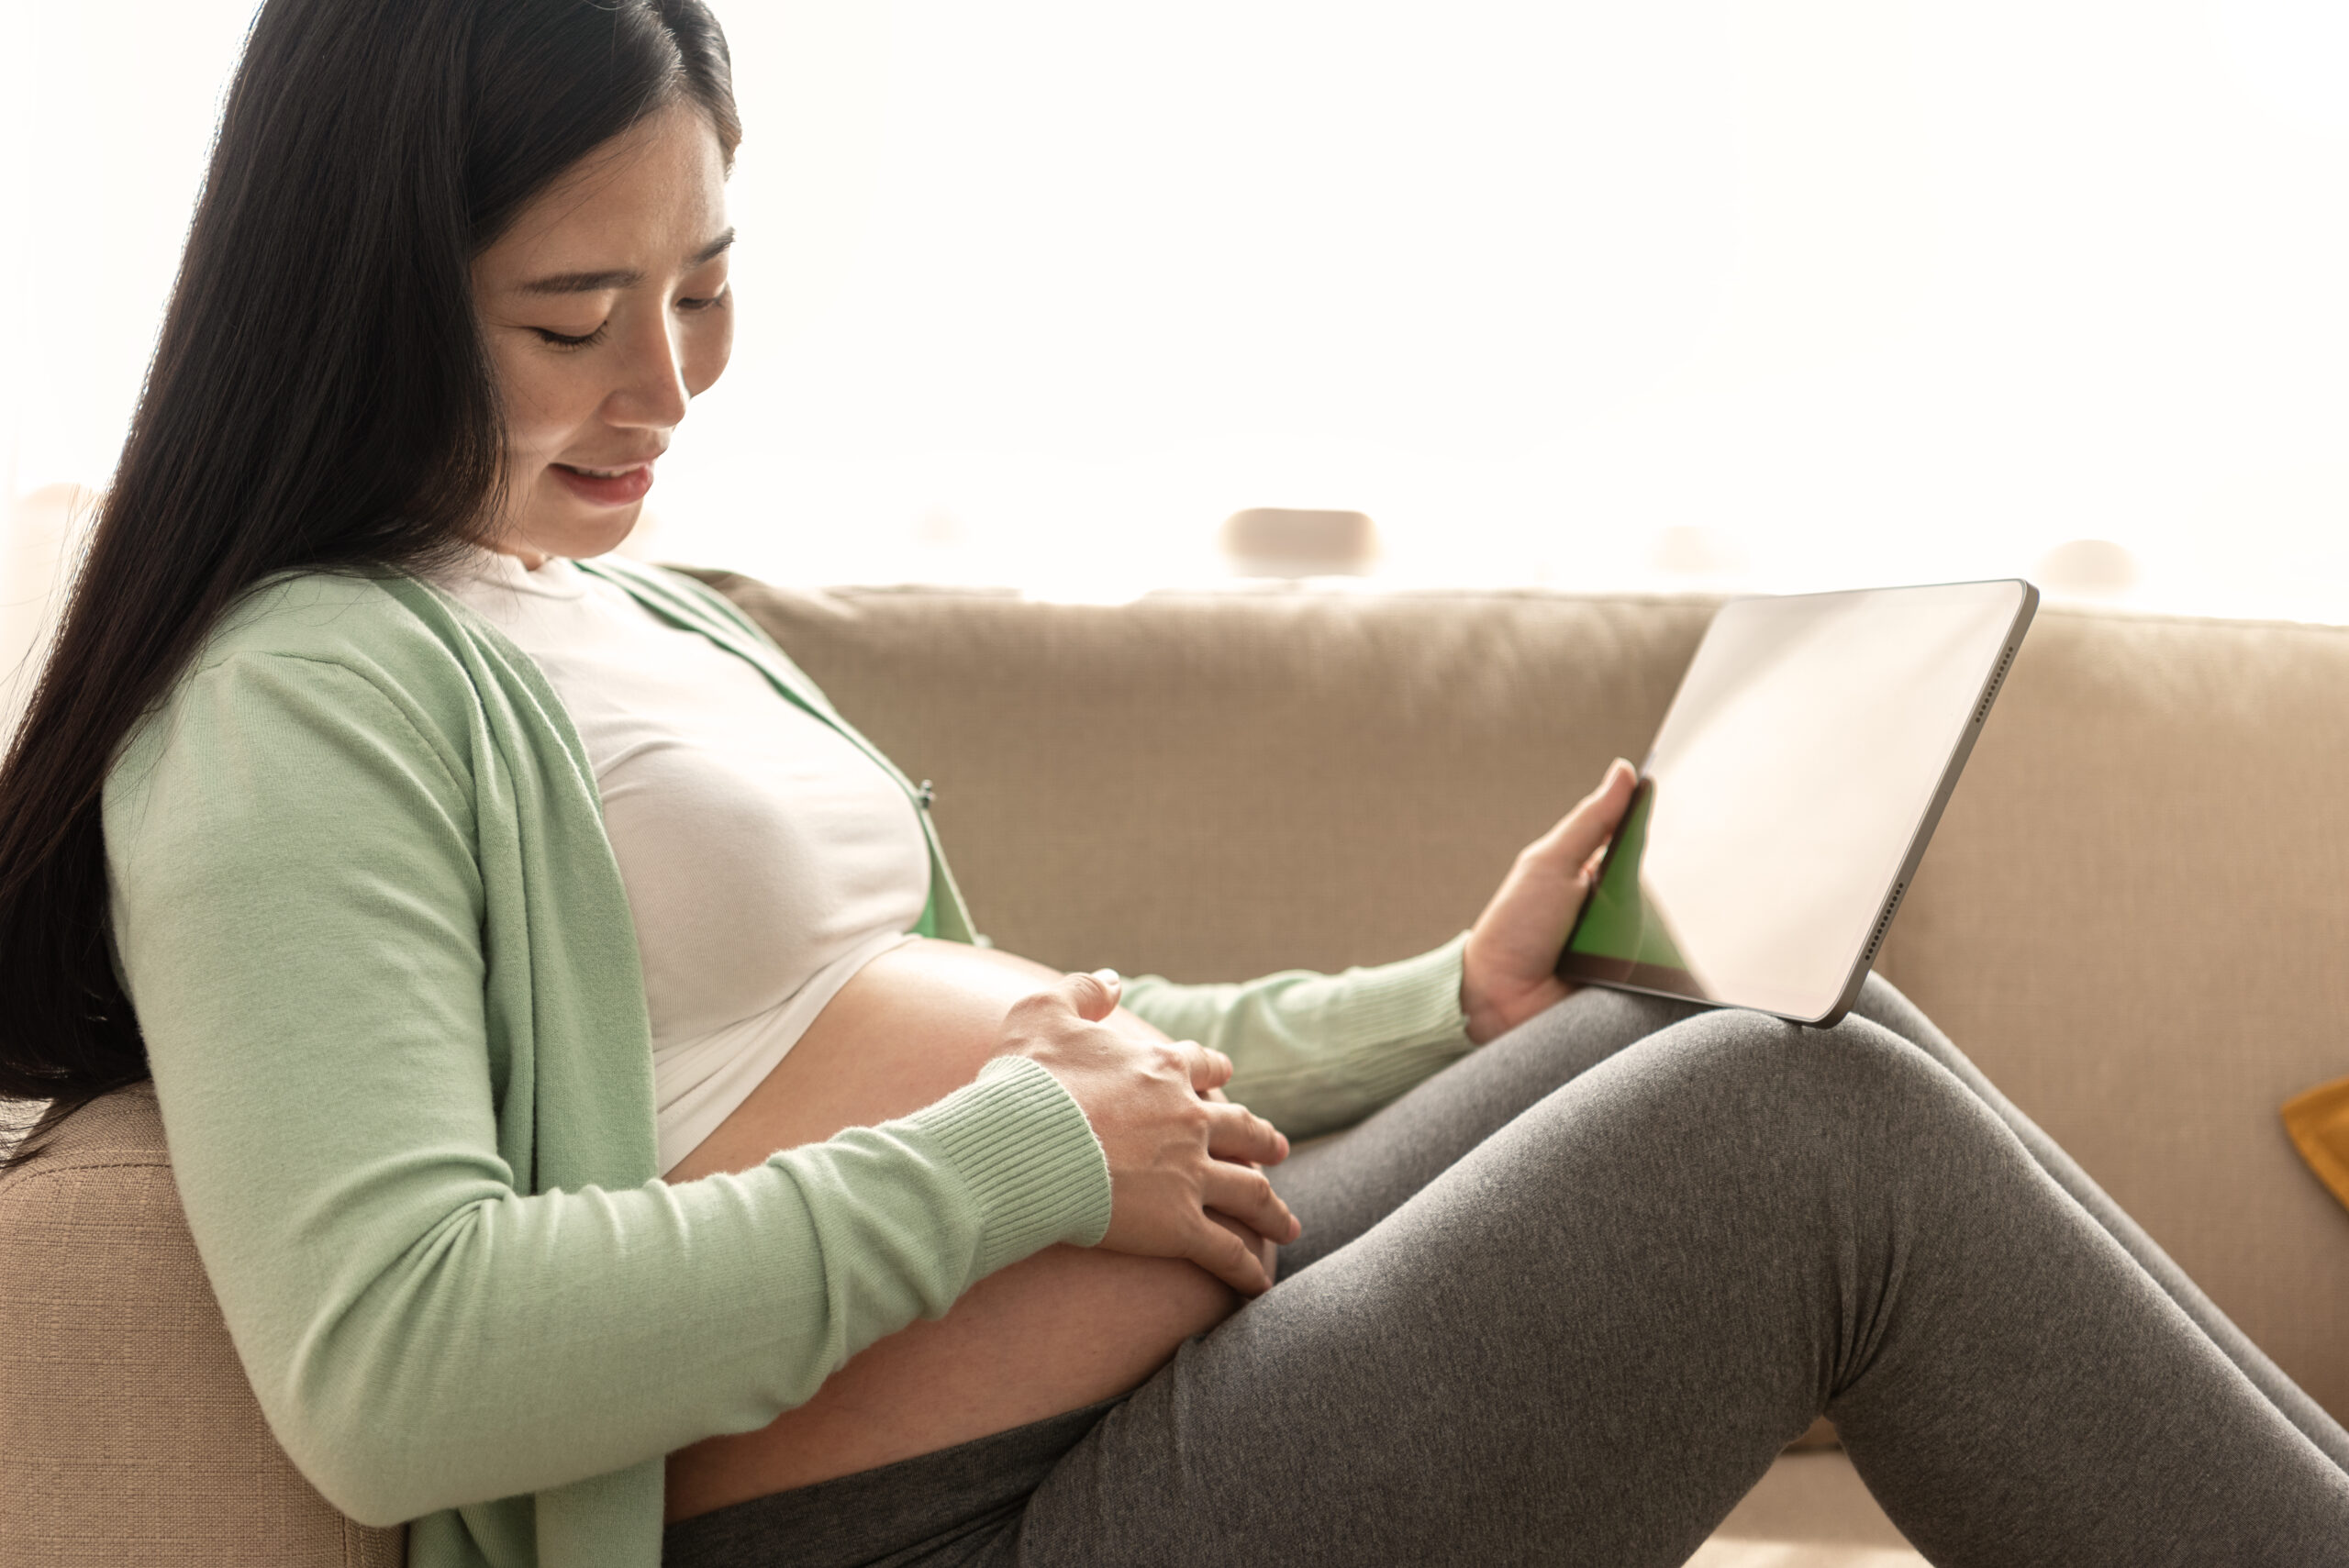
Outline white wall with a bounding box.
[7,0,2347,693]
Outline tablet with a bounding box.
[1555,579,2037,1027]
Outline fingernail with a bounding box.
[1091,968,1119,985]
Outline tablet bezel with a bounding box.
[1553,579,2039,1028]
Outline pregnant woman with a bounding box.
[3,4,2346,1566]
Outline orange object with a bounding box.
[2281,1075,2349,1214]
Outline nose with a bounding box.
[605,306,691,430]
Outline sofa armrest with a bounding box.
[0,1084,402,1568]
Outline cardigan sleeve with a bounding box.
[1114,934,1476,1140]
[104,651,1110,1527]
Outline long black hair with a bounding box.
[0,0,741,1166]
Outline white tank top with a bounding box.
[437,550,932,1174]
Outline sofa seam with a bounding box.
[0,1158,175,1201]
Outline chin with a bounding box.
[576,507,645,559]
[523,500,644,561]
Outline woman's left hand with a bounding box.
[1459,759,1637,1044]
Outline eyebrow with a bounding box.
[516,228,736,295]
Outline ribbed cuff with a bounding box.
[1332,929,1474,1046]
[1319,930,1478,1111]
[907,1055,1114,1279]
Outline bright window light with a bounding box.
[6,0,2348,646]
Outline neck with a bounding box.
[483,539,552,571]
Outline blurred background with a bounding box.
[6,0,2348,716]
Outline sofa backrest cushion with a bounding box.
[700,577,1717,982]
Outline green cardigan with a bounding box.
[102,558,1475,1568]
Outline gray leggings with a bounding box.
[663,977,2349,1567]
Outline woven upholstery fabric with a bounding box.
[709,579,2349,1428]
[0,1084,403,1568]
[696,576,1718,984]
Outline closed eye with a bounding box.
[534,322,609,350]
[530,318,606,345]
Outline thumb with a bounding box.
[1538,759,1636,873]
[1063,968,1122,1022]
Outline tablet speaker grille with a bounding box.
[1974,645,2017,728]
[1861,881,1908,967]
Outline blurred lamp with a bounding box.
[1219,507,1380,578]
[2033,539,2140,597]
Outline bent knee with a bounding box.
[1653,1006,1977,1151]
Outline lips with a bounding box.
[550,459,656,506]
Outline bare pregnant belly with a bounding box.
[662,939,1249,1522]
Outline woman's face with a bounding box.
[471,102,734,564]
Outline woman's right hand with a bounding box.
[1000,971,1299,1296]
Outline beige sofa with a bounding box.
[6,574,2348,1566]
